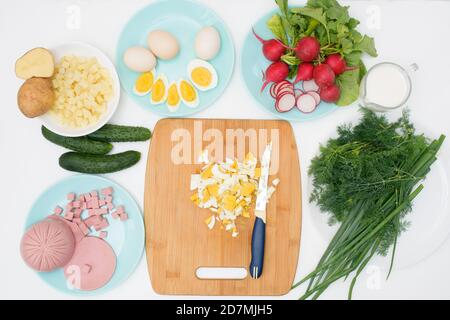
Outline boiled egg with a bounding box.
[178,78,199,108]
[187,59,218,91]
[133,70,155,96]
[166,81,181,112]
[123,46,157,73]
[195,26,221,60]
[147,30,179,60]
[150,74,168,105]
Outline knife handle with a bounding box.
[249,217,266,279]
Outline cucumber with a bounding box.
[59,151,141,173]
[42,126,113,155]
[88,124,151,142]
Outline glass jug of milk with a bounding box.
[360,62,416,112]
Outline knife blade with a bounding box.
[250,142,272,279]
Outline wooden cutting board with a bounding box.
[144,118,301,295]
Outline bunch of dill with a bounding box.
[294,108,445,299]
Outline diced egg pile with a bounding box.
[190,151,279,237]
[133,59,217,112]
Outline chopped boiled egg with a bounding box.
[166,81,181,112]
[190,150,279,237]
[178,78,199,108]
[134,70,155,96]
[150,73,168,105]
[187,59,218,91]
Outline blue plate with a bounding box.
[24,175,144,296]
[116,0,235,117]
[241,9,338,122]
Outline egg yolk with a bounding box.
[135,72,153,93]
[180,80,197,102]
[152,79,166,102]
[191,67,212,87]
[167,83,180,106]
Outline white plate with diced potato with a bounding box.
[40,42,120,137]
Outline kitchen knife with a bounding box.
[249,142,272,279]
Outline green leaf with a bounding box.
[291,7,329,42]
[326,5,350,24]
[344,51,362,66]
[307,0,340,10]
[354,35,378,57]
[358,59,367,83]
[314,24,329,46]
[340,37,354,54]
[275,0,289,18]
[267,14,288,44]
[347,17,360,29]
[350,30,363,43]
[291,7,328,28]
[337,24,349,39]
[336,68,360,106]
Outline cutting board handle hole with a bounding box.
[196,267,247,280]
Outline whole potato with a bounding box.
[17,77,55,118]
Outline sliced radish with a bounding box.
[270,83,277,98]
[306,91,321,105]
[274,80,290,93]
[275,93,296,112]
[276,91,293,101]
[276,84,293,94]
[296,94,317,113]
[302,80,319,92]
[277,87,295,96]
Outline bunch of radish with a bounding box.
[254,30,354,112]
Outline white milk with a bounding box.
[363,63,411,110]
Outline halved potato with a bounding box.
[15,47,55,80]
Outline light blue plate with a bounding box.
[24,175,144,296]
[241,9,339,122]
[116,0,235,117]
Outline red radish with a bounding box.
[253,29,286,62]
[296,94,317,113]
[320,83,341,103]
[275,93,296,112]
[307,91,321,105]
[303,79,319,92]
[292,36,320,62]
[294,62,314,83]
[325,54,348,75]
[261,61,289,92]
[313,64,335,87]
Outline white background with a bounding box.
[1,0,450,300]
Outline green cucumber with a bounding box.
[88,124,151,142]
[59,151,141,173]
[42,126,113,155]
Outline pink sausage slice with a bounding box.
[64,237,116,291]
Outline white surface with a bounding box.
[40,41,121,137]
[1,0,450,300]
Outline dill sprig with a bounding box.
[294,108,445,299]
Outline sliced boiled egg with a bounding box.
[150,73,168,105]
[133,70,155,96]
[187,59,218,91]
[166,81,181,112]
[178,78,199,108]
